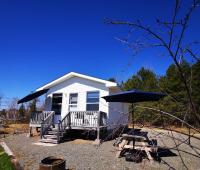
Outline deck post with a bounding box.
[69,112,71,128]
[97,125,100,141]
[40,123,43,139]
[93,111,101,145]
[28,126,33,137]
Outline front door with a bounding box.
[51,93,63,124]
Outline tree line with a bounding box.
[119,60,200,127]
[0,99,39,123]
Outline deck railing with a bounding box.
[57,111,107,132]
[69,111,107,128]
[57,112,71,142]
[30,111,53,126]
[30,112,42,125]
[30,111,107,127]
[57,111,107,142]
[40,111,55,138]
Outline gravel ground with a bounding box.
[2,128,200,170]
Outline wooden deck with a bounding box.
[30,111,107,128]
[29,111,107,143]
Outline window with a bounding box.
[69,93,78,110]
[86,91,99,111]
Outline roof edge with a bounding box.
[36,72,117,91]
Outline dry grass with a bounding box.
[0,124,29,134]
[128,124,200,134]
[168,125,199,134]
[70,139,93,144]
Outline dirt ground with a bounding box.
[2,127,200,170]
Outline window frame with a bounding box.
[69,93,78,109]
[86,91,100,111]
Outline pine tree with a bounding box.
[18,104,26,119]
[29,99,37,113]
[123,67,158,91]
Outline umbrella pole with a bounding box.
[132,103,135,149]
[132,103,134,130]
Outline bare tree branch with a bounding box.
[106,0,200,121]
[186,48,200,61]
[169,0,180,48]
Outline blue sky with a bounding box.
[0,0,199,100]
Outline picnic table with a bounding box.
[116,130,158,162]
[102,90,165,162]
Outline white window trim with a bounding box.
[69,93,78,108]
[86,91,100,111]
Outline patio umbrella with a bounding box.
[102,90,166,103]
[102,89,166,148]
[18,89,49,104]
[102,89,166,127]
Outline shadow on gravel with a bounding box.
[62,130,97,142]
[157,148,177,157]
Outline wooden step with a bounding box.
[39,138,59,144]
[51,127,59,131]
[46,131,58,135]
[39,127,69,144]
[43,134,58,139]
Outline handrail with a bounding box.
[57,112,70,142]
[42,111,55,122]
[60,112,70,125]
[40,111,55,139]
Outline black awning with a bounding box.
[102,90,166,103]
[18,89,49,104]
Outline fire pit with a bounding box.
[39,156,66,170]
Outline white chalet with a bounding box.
[18,72,128,143]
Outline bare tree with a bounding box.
[7,98,19,120]
[0,92,3,111]
[106,0,200,122]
